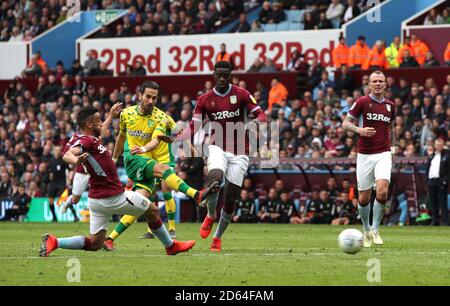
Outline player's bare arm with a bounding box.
[130,138,160,155]
[63,146,89,166]
[112,130,126,163]
[101,102,122,136]
[342,115,376,137]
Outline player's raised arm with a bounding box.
[161,95,207,143]
[112,111,126,163]
[102,102,122,137]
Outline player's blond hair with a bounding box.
[369,70,386,82]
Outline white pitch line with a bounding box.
[1,251,450,260]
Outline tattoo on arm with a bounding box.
[342,115,360,134]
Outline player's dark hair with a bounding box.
[214,61,232,71]
[139,81,160,93]
[77,106,98,128]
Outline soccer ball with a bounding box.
[338,229,363,254]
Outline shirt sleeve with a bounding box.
[152,121,167,139]
[77,136,95,153]
[347,97,364,120]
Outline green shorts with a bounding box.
[124,155,157,194]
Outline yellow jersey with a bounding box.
[119,105,168,160]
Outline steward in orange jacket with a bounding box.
[332,36,350,68]
[349,35,370,69]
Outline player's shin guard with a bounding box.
[372,199,385,231]
[162,169,197,199]
[148,218,173,247]
[163,192,176,231]
[213,209,233,239]
[109,215,138,241]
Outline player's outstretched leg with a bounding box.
[103,215,138,251]
[210,180,240,252]
[39,231,104,257]
[151,163,220,205]
[137,192,195,255]
[199,169,224,238]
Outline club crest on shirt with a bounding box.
[369,103,373,108]
[147,119,154,127]
[230,95,237,104]
[386,104,391,112]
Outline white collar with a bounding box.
[213,84,232,97]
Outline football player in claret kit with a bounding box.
[39,107,196,257]
[159,61,267,251]
[60,102,123,215]
[342,70,396,247]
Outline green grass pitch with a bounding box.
[0,222,449,285]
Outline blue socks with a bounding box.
[152,225,173,248]
[57,236,86,250]
[358,203,371,232]
[372,199,385,231]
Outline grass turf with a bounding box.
[0,222,449,286]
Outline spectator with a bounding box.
[268,78,288,112]
[399,49,419,68]
[84,50,99,76]
[0,172,12,197]
[342,0,361,24]
[445,42,450,66]
[95,25,112,38]
[333,36,350,69]
[247,57,264,73]
[349,35,370,69]
[316,12,332,29]
[410,34,429,66]
[8,25,23,41]
[303,11,317,30]
[233,189,257,223]
[258,188,281,223]
[335,65,355,93]
[97,62,113,76]
[258,1,273,24]
[278,192,301,224]
[216,43,232,66]
[131,60,147,76]
[22,54,42,78]
[0,184,30,221]
[250,21,262,32]
[331,192,358,225]
[259,57,278,73]
[68,59,83,77]
[397,36,415,66]
[385,36,402,68]
[423,51,440,68]
[298,189,323,224]
[423,8,444,25]
[326,0,344,29]
[267,1,285,24]
[363,40,388,70]
[231,13,250,33]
